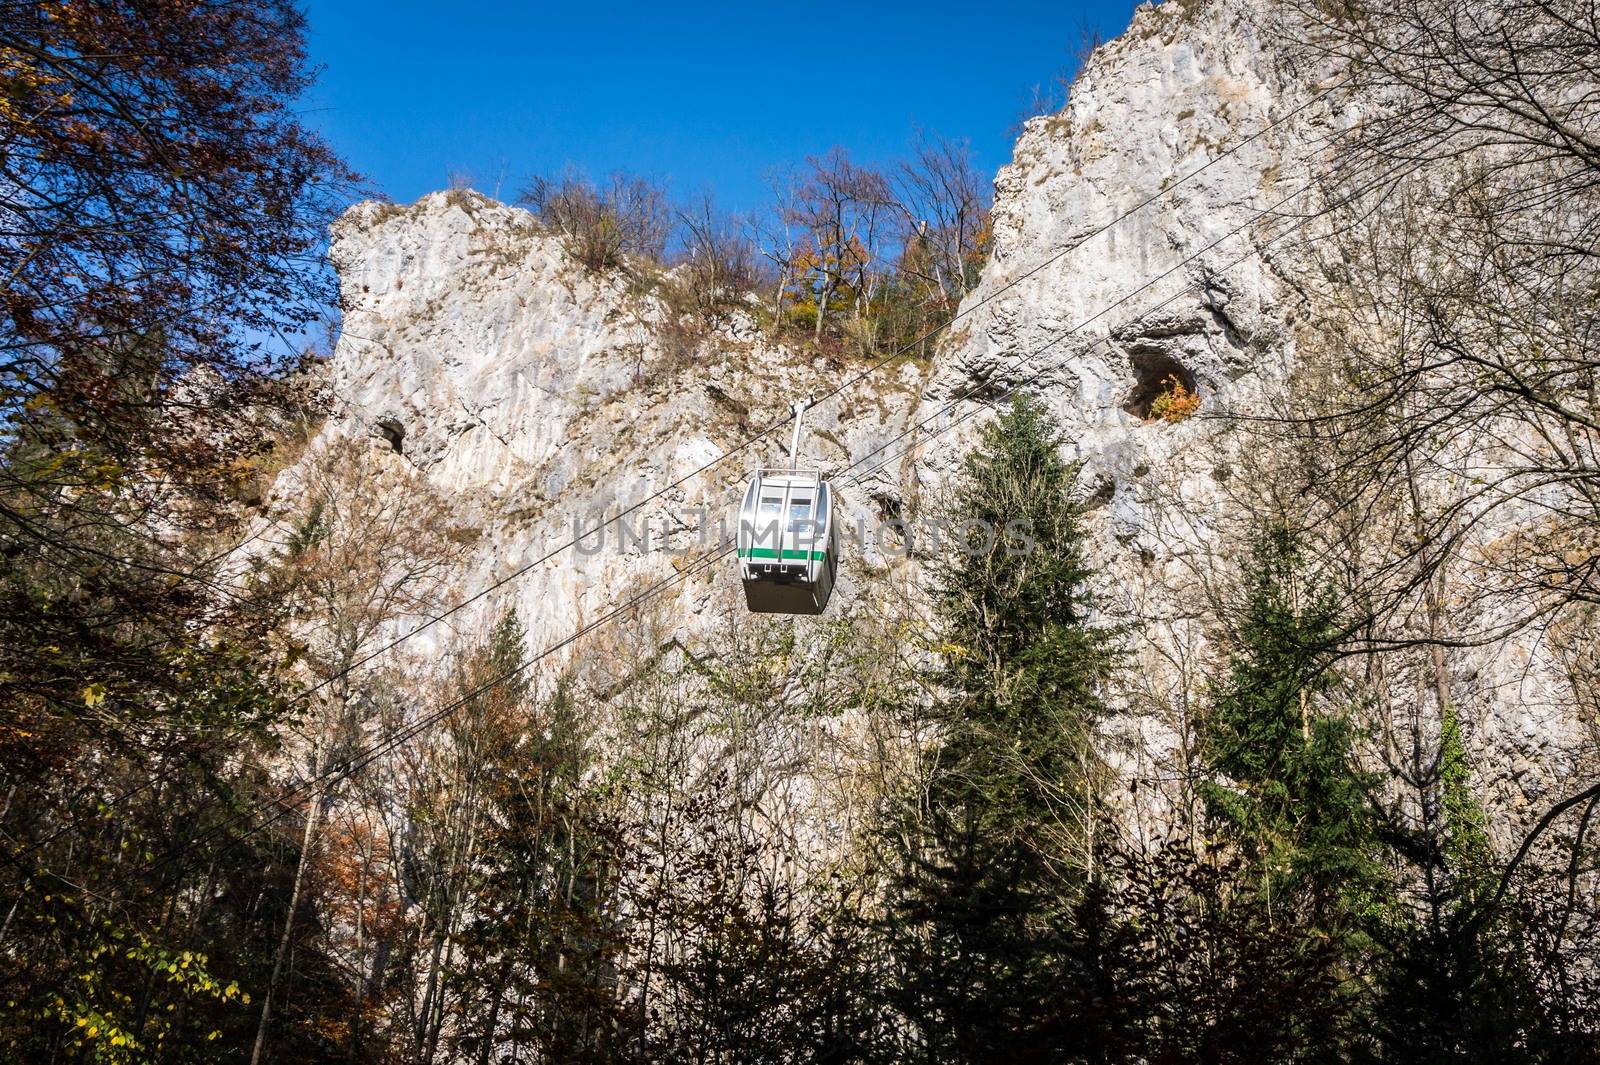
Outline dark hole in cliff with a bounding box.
[1123,352,1197,419]
[872,490,903,522]
[377,419,405,455]
[1086,478,1115,510]
[965,374,1011,405]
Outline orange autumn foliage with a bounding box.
[1148,375,1201,423]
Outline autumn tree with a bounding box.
[668,192,762,324]
[245,438,461,1064]
[784,148,895,343]
[1284,0,1600,655]
[629,628,888,1062]
[438,615,631,1064]
[764,138,991,356]
[0,1,348,1058]
[1273,3,1600,1052]
[521,167,673,273]
[893,132,992,308]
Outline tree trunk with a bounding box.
[251,790,323,1065]
[350,852,367,1063]
[419,795,481,1063]
[478,974,507,1065]
[416,928,448,1063]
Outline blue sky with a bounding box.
[301,1,1137,214]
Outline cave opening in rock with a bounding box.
[1123,352,1198,420]
[377,419,405,455]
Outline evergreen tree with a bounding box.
[878,395,1118,1060]
[1369,707,1597,1064]
[1195,523,1383,1058]
[1200,524,1383,918]
[1,1,349,1058]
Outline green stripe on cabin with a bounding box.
[738,547,827,562]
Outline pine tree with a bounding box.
[878,395,1118,1060]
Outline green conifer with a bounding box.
[1199,524,1382,919]
[879,395,1117,1060]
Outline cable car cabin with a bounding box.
[737,469,837,615]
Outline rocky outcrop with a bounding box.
[898,0,1312,834]
[269,190,927,674]
[914,0,1311,528]
[271,0,1584,845]
[908,0,1586,840]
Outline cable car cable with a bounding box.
[255,73,1352,708]
[2,77,1357,872]
[121,141,1425,899]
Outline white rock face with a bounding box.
[274,0,1583,842]
[907,0,1585,839]
[903,0,1318,834]
[915,0,1305,512]
[275,190,926,678]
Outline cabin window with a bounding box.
[788,498,812,534]
[755,495,783,543]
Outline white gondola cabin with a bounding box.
[736,401,838,615]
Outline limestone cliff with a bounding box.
[270,0,1583,843]
[908,0,1583,839]
[266,190,927,673]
